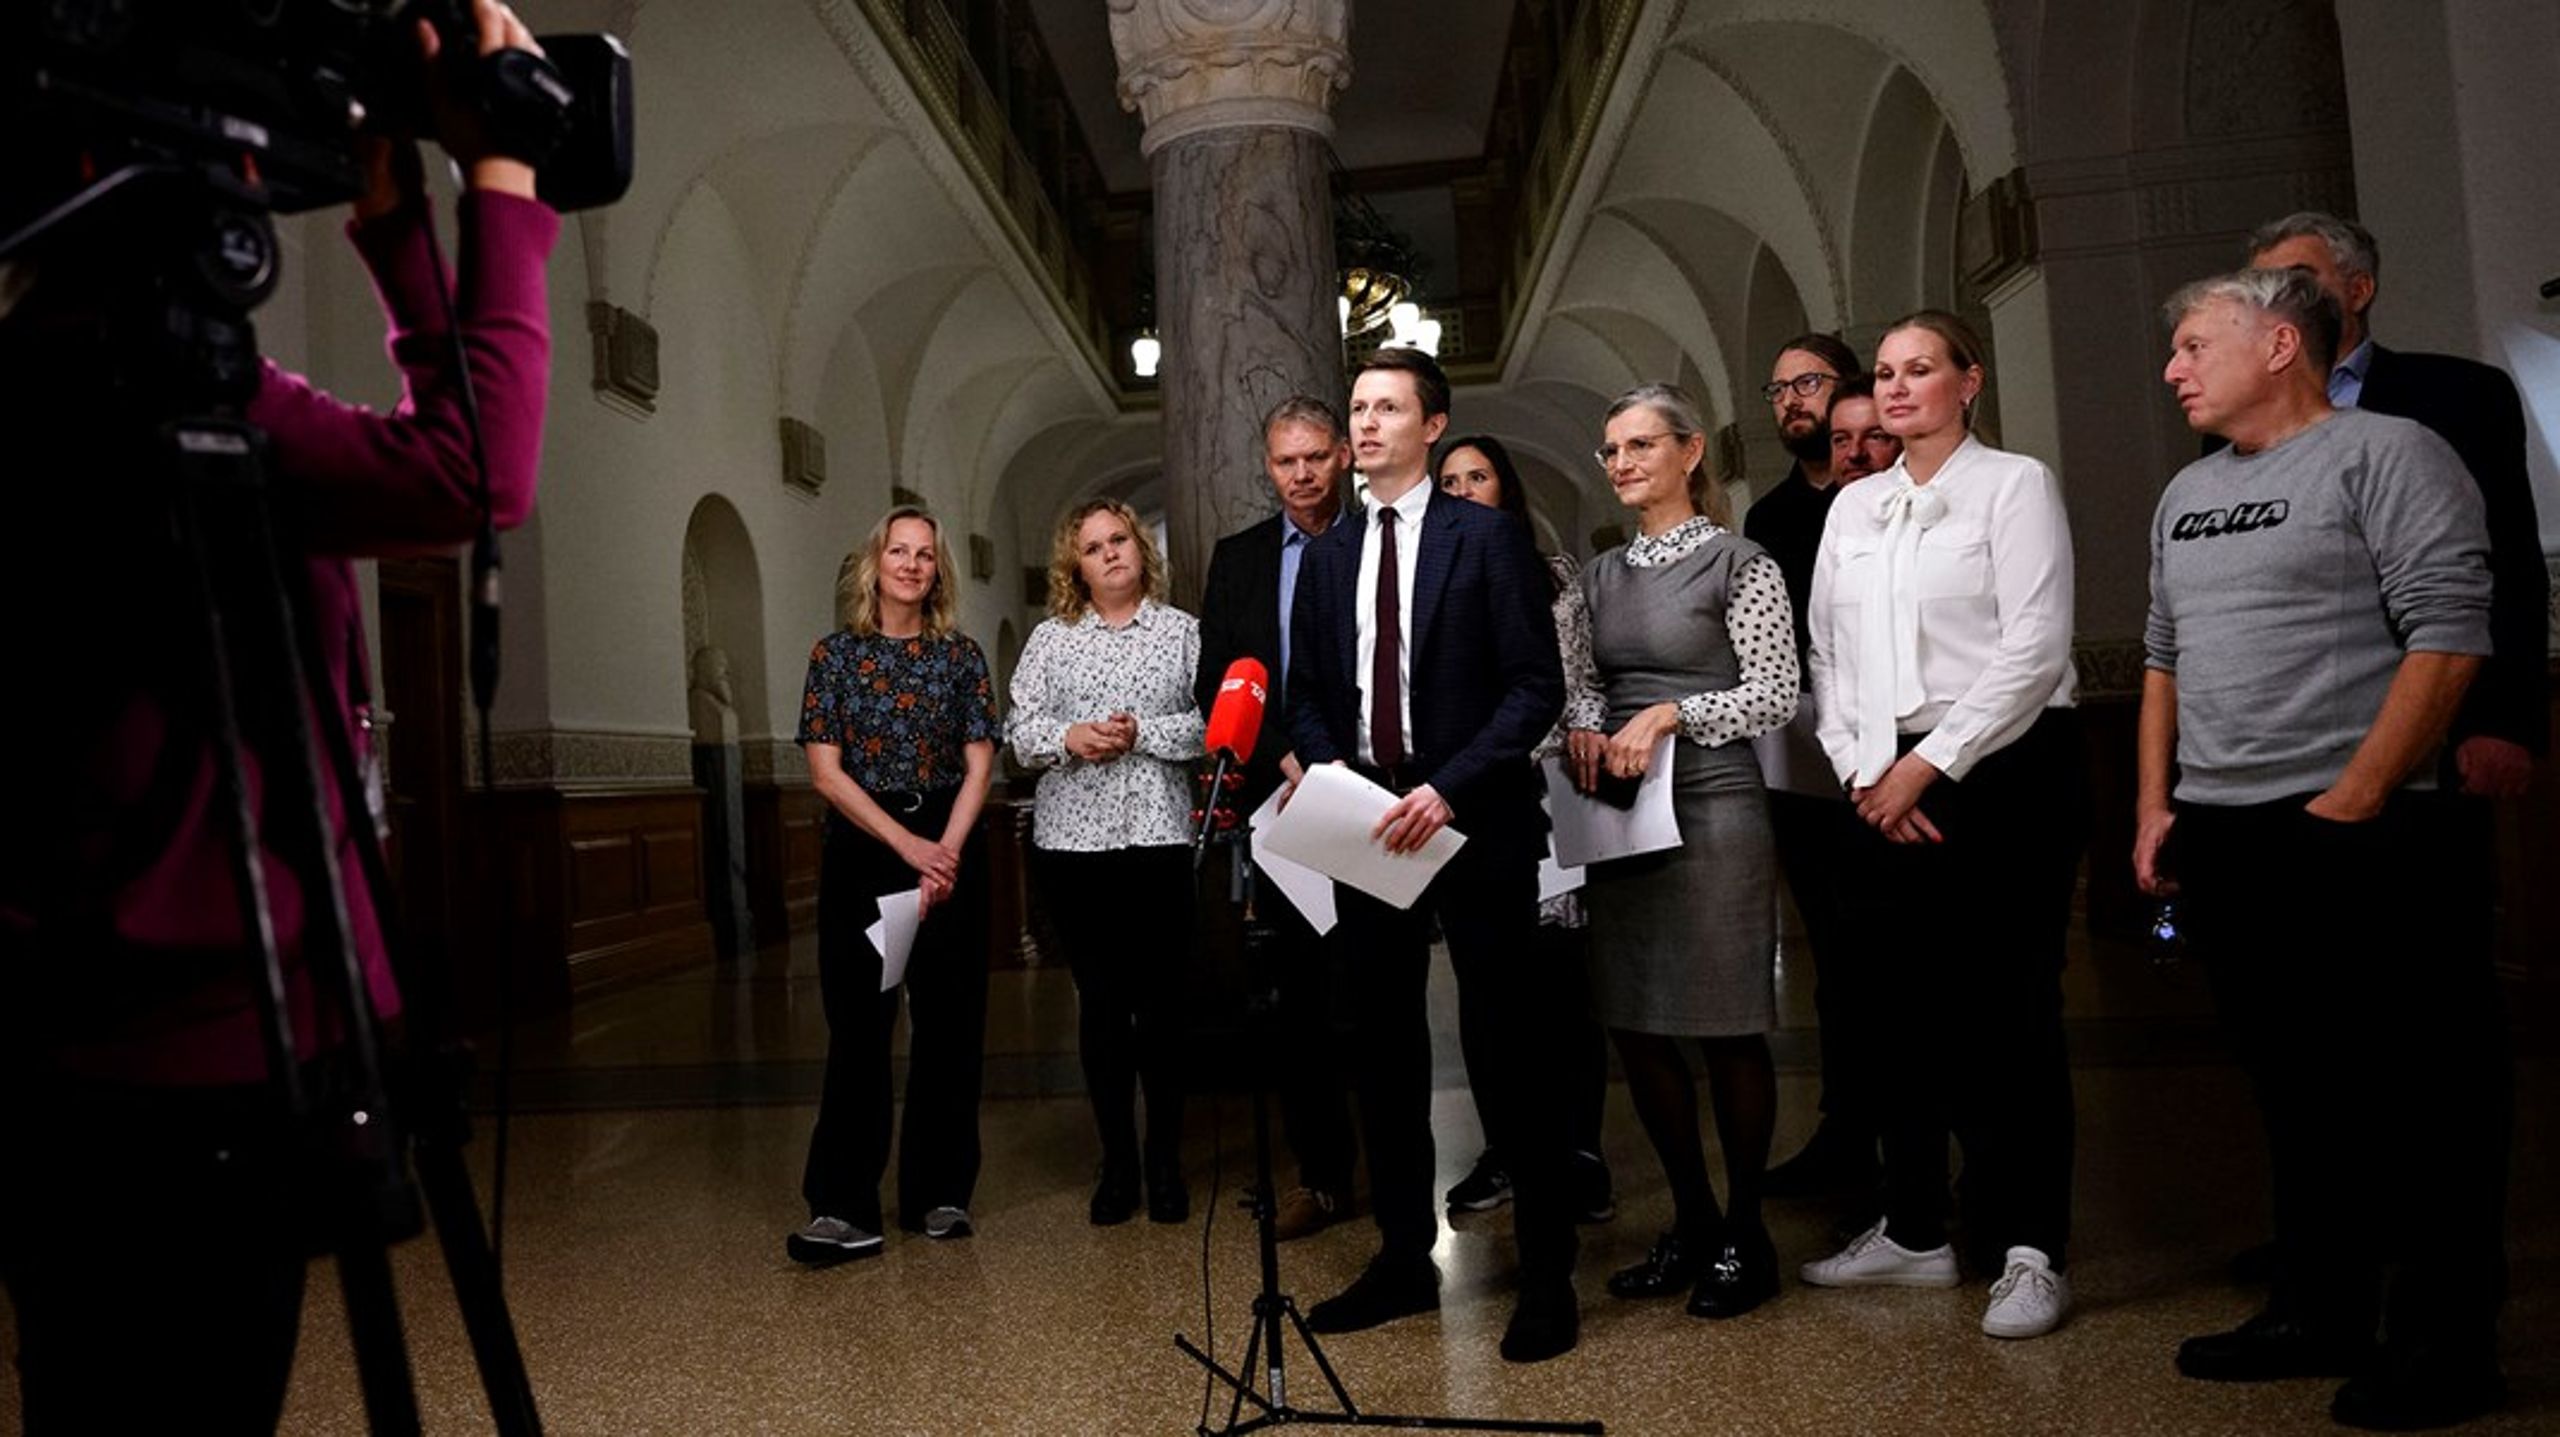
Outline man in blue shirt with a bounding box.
[1194,396,1357,1240]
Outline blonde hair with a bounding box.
[1603,382,1731,527]
[841,505,959,638]
[1045,498,1167,622]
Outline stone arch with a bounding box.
[1847,66,1964,329]
[680,495,772,742]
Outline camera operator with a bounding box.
[0,2,559,1428]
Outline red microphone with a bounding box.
[1193,658,1268,862]
[1203,657,1268,764]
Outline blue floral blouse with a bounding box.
[796,629,1001,794]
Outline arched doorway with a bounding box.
[681,496,770,959]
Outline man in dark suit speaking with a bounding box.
[1283,346,1578,1362]
[1194,395,1358,1240]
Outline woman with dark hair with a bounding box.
[1431,435,1615,1227]
[1801,309,2083,1341]
[791,505,1000,1263]
[1008,498,1206,1225]
[1563,385,1800,1320]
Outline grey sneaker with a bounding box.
[922,1205,974,1240]
[787,1215,883,1266]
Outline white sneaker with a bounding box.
[1981,1246,2070,1338]
[786,1215,883,1265]
[1798,1220,1961,1288]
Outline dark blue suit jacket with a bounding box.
[2358,346,2548,756]
[1285,486,1563,848]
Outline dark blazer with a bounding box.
[1195,513,1300,807]
[2358,346,2549,755]
[1285,486,1563,844]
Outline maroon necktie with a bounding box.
[1371,508,1405,767]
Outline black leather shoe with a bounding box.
[1763,1122,1880,1200]
[1500,1281,1579,1364]
[1146,1155,1190,1224]
[1606,1230,1701,1300]
[2331,1355,2505,1431]
[2175,1310,2376,1382]
[1089,1167,1141,1227]
[1305,1258,1440,1334]
[1686,1227,1780,1320]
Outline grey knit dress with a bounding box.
[1579,529,1785,1037]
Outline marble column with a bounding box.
[1109,0,1350,607]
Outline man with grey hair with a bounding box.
[2247,212,2545,799]
[1193,395,1358,1241]
[2141,266,2508,1430]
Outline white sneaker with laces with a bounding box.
[1798,1219,1961,1288]
[1981,1246,2070,1338]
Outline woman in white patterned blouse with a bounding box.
[1007,499,1207,1225]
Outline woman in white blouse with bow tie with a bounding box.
[1800,311,2087,1342]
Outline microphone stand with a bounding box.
[1175,768,1602,1435]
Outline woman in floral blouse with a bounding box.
[787,505,1000,1265]
[1007,499,1206,1225]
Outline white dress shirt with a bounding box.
[1808,435,2076,786]
[1353,480,1431,765]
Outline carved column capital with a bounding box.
[1107,0,1352,156]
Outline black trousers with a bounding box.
[1767,789,1877,1137]
[1843,709,2084,1265]
[1036,844,1197,1167]
[1335,831,1576,1285]
[1262,858,1360,1196]
[1456,920,1607,1160]
[2178,790,2510,1353]
[2,1078,308,1434]
[801,798,989,1231]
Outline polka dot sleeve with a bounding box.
[1675,552,1801,748]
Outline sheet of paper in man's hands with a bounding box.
[1248,787,1337,934]
[1259,762,1465,911]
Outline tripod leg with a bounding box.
[415,1139,545,1435]
[334,1235,424,1436]
[1279,1296,1361,1416]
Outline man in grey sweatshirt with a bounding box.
[2137,266,2505,1432]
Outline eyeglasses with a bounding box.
[1760,372,1839,402]
[1591,431,1681,469]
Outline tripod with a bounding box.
[2,152,542,1435]
[1174,827,1601,1435]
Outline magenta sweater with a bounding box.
[8,190,558,1085]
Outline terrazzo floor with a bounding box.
[5,919,2551,1434]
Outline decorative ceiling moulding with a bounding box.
[1106,0,1353,156]
[587,301,660,417]
[827,0,1117,394]
[1494,0,1650,375]
[778,416,828,497]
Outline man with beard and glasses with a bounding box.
[1742,334,1884,1205]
